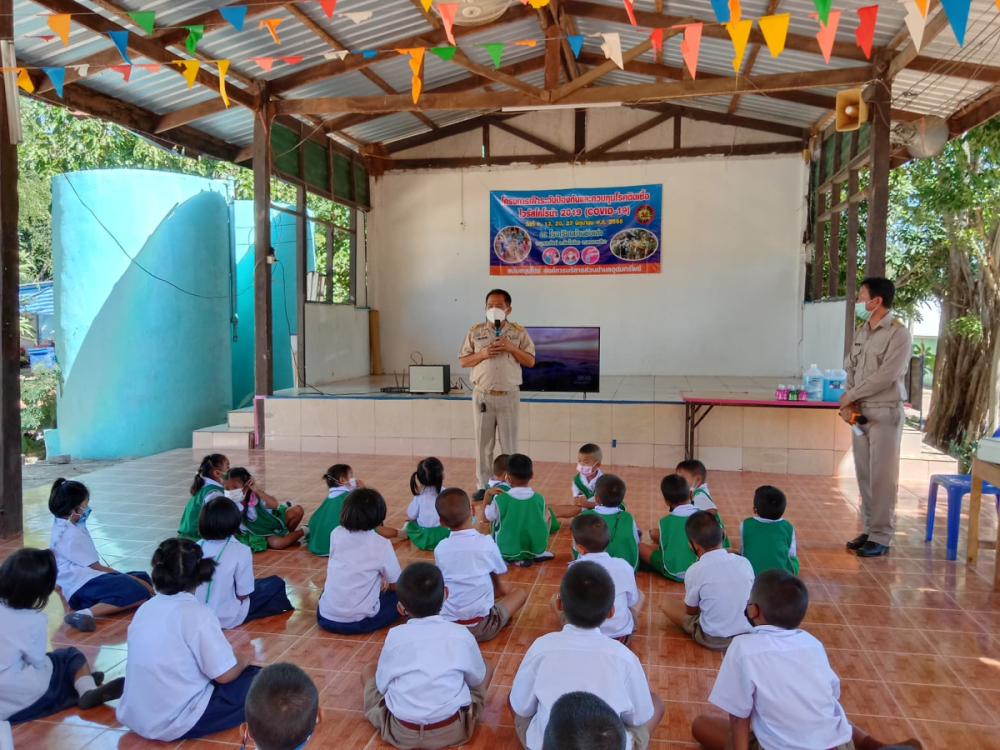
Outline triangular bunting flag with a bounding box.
[138,63,160,72]
[939,0,970,46]
[219,6,247,32]
[108,30,131,63]
[281,55,303,65]
[360,50,379,58]
[679,23,702,78]
[514,39,537,47]
[899,0,927,50]
[812,0,832,26]
[253,57,275,71]
[260,18,284,44]
[323,50,350,61]
[811,10,841,63]
[727,19,753,72]
[438,4,459,45]
[529,0,550,6]
[482,43,504,68]
[111,64,132,82]
[855,5,879,59]
[318,0,337,18]
[914,0,929,16]
[650,28,664,61]
[429,46,457,61]
[219,59,230,107]
[412,76,422,103]
[421,0,433,9]
[710,0,730,23]
[17,69,34,93]
[397,48,426,76]
[175,59,200,88]
[32,35,56,42]
[600,32,624,69]
[567,34,584,58]
[128,10,155,35]
[342,11,374,23]
[46,14,71,46]
[623,0,638,25]
[730,0,742,24]
[74,64,89,77]
[758,13,790,56]
[41,67,63,97]
[184,25,204,56]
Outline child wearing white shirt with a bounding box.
[317,488,403,635]
[0,548,123,723]
[511,562,664,750]
[360,562,493,749]
[692,570,923,750]
[661,510,754,651]
[194,497,293,629]
[676,460,732,551]
[47,478,153,632]
[404,457,450,551]
[434,488,527,641]
[245,663,320,750]
[571,443,604,506]
[544,692,628,750]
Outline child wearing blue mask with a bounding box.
[47,478,153,632]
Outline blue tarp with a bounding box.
[19,282,54,316]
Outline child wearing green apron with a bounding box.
[571,473,640,570]
[572,443,604,506]
[740,485,800,575]
[639,473,699,581]
[677,460,731,550]
[178,454,229,540]
[404,457,450,551]
[308,464,356,556]
[226,468,307,553]
[484,454,556,566]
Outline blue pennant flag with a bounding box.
[361,49,378,58]
[108,29,130,62]
[41,67,64,97]
[567,35,584,58]
[939,0,970,46]
[709,0,730,23]
[219,5,247,32]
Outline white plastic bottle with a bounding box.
[803,364,824,402]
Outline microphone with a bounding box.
[494,319,502,338]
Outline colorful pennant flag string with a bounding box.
[710,0,730,24]
[813,0,832,26]
[16,69,34,93]
[260,18,284,45]
[900,0,928,50]
[758,13,790,57]
[855,5,879,59]
[111,64,132,82]
[74,64,89,78]
[318,0,337,18]
[513,39,537,47]
[218,59,230,107]
[46,14,71,46]
[940,0,970,45]
[421,0,433,10]
[175,59,200,88]
[253,57,274,71]
[438,4,458,46]
[323,50,349,61]
[679,23,702,79]
[220,6,247,32]
[41,66,63,96]
[729,0,742,25]
[282,55,303,65]
[482,42,504,68]
[811,9,841,63]
[727,19,753,72]
[138,63,160,73]
[108,30,130,63]
[622,0,638,26]
[185,25,204,56]
[429,45,457,61]
[567,34,584,58]
[600,32,623,69]
[397,48,424,103]
[341,11,373,23]
[649,28,664,61]
[128,10,155,35]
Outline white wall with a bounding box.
[304,303,370,384]
[801,300,848,372]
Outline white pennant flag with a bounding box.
[74,64,90,77]
[341,11,374,23]
[600,32,624,69]
[899,0,927,51]
[323,50,350,61]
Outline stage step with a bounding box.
[228,407,254,429]
[193,423,254,451]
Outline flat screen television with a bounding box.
[521,327,600,393]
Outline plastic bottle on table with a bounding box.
[803,364,824,402]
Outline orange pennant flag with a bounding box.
[679,23,702,79]
[174,59,200,88]
[259,18,284,45]
[914,0,929,16]
[437,3,459,45]
[513,39,538,47]
[411,76,422,104]
[138,63,160,72]
[396,47,426,76]
[218,59,230,107]
[111,64,132,82]
[811,10,841,63]
[46,14,71,46]
[253,57,275,72]
[729,0,742,24]
[16,69,34,93]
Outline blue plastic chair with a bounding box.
[926,427,1000,560]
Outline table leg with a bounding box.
[685,404,694,461]
[968,458,982,567]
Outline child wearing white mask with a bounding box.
[308,464,361,556]
[224,468,307,553]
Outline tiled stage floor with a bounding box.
[5,449,1000,749]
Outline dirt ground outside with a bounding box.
[21,457,138,490]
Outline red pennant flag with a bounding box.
[854,5,878,59]
[649,28,664,61]
[111,64,132,82]
[438,3,459,45]
[253,57,275,72]
[281,55,303,65]
[138,63,160,73]
[318,0,337,18]
[679,23,702,79]
[622,0,638,25]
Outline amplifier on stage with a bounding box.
[409,365,451,395]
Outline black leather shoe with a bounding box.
[472,489,486,502]
[856,541,890,557]
[845,533,869,550]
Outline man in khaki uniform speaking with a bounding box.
[841,277,913,558]
[459,289,536,501]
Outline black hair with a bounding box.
[191,454,228,495]
[410,457,445,497]
[324,464,351,488]
[48,478,89,518]
[507,453,533,481]
[486,289,512,306]
[676,459,707,484]
[860,276,895,309]
[685,510,724,550]
[340,488,387,532]
[198,496,243,541]
[751,569,809,629]
[246,663,319,750]
[0,548,57,610]
[594,474,625,508]
[542,692,627,750]
[571,514,610,553]
[492,454,510,477]
[436,488,472,529]
[397,561,445,618]
[578,444,603,462]
[753,485,787,521]
[227,467,251,486]
[660,474,691,507]
[560,560,615,629]
[151,538,216,596]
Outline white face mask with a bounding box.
[225,488,244,504]
[855,301,874,321]
[347,478,358,488]
[577,464,594,476]
[486,307,507,324]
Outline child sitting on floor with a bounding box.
[194,497,294,630]
[660,510,754,652]
[0,548,124,724]
[676,459,731,549]
[404,457,450,551]
[178,454,229,540]
[542,692,628,750]
[639,474,698,581]
[557,514,643,644]
[576,474,640,570]
[572,444,605,507]
[308,464,359,556]
[244,663,321,750]
[435,488,527,642]
[488,454,511,491]
[317,488,402,635]
[47,478,153,632]
[360,562,493,750]
[225,468,307,552]
[510,561,664,750]
[485,454,556,567]
[740,485,800,575]
[692,570,923,750]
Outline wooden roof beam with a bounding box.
[908,56,1000,84]
[728,0,782,115]
[949,86,1000,135]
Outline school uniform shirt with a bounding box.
[49,517,104,601]
[692,483,717,511]
[487,478,511,490]
[117,592,238,741]
[0,604,52,720]
[434,529,507,622]
[510,624,655,750]
[375,615,486,724]
[571,469,603,499]
[710,625,852,750]
[594,505,641,545]
[194,537,253,629]
[407,487,442,528]
[683,549,755,639]
[318,527,402,623]
[572,552,639,639]
[739,517,800,575]
[484,486,535,522]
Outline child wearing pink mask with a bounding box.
[572,444,604,508]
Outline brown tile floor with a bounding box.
[4,448,1000,749]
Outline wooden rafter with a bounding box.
[483,115,573,158]
[586,111,674,158]
[636,102,808,140]
[728,0,782,115]
[949,86,1000,135]
[550,0,582,80]
[909,56,1000,84]
[450,48,549,102]
[887,5,951,79]
[544,25,561,89]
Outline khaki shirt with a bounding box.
[844,311,913,406]
[459,321,536,391]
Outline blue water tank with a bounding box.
[52,170,233,459]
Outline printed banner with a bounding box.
[489,184,662,276]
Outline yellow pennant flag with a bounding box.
[16,69,34,93]
[218,59,230,107]
[529,0,550,6]
[47,14,71,46]
[421,0,433,9]
[727,19,753,72]
[758,13,790,57]
[174,59,200,88]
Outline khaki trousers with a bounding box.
[851,404,904,546]
[473,389,521,490]
[363,677,487,750]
